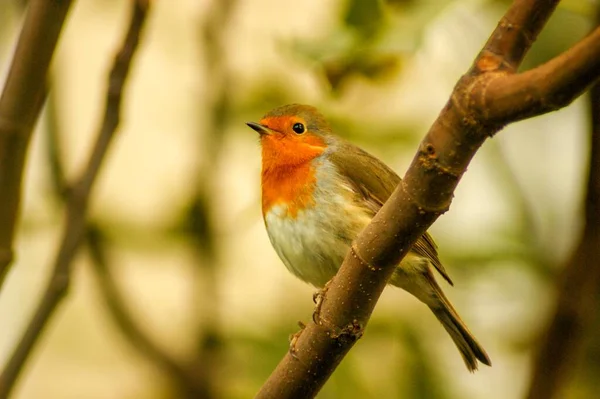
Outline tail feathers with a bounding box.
[432,305,491,372]
[390,258,491,371]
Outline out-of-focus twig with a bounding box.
[0,0,74,289]
[526,9,600,399]
[182,0,237,396]
[45,87,68,200]
[45,1,237,396]
[46,84,211,399]
[46,79,214,399]
[0,2,150,396]
[86,226,213,398]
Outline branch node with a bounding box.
[330,319,364,344]
[289,321,307,361]
[316,315,364,346]
[501,15,534,46]
[312,281,332,323]
[475,50,510,73]
[461,72,510,136]
[450,79,483,133]
[350,243,382,272]
[495,15,535,50]
[416,142,461,179]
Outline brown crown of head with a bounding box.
[247,104,332,138]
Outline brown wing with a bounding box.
[328,140,454,286]
[411,232,453,285]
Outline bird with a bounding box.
[247,104,491,372]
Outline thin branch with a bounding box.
[45,88,68,200]
[256,0,600,396]
[86,226,211,398]
[87,227,188,379]
[0,0,74,288]
[0,2,150,396]
[45,62,210,399]
[474,0,560,73]
[181,0,238,396]
[481,27,600,123]
[526,9,600,399]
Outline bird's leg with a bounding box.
[289,280,333,359]
[288,320,306,360]
[312,279,332,324]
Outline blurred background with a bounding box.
[0,0,598,398]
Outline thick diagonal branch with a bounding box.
[0,2,150,397]
[0,0,74,288]
[256,0,600,397]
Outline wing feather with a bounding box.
[328,140,453,285]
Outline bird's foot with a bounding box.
[312,280,332,324]
[288,321,306,360]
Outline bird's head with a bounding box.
[247,104,333,169]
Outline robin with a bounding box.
[247,104,491,372]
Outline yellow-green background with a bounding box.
[0,0,597,398]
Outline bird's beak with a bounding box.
[246,122,274,136]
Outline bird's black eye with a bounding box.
[292,123,305,134]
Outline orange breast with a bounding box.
[260,134,326,218]
[262,162,318,218]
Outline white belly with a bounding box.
[264,161,372,287]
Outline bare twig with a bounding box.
[474,0,560,73]
[256,0,600,397]
[45,81,210,399]
[526,8,600,399]
[86,226,212,398]
[45,88,68,200]
[0,2,150,396]
[0,0,74,288]
[43,1,237,396]
[480,27,600,123]
[182,0,238,396]
[89,234,187,384]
